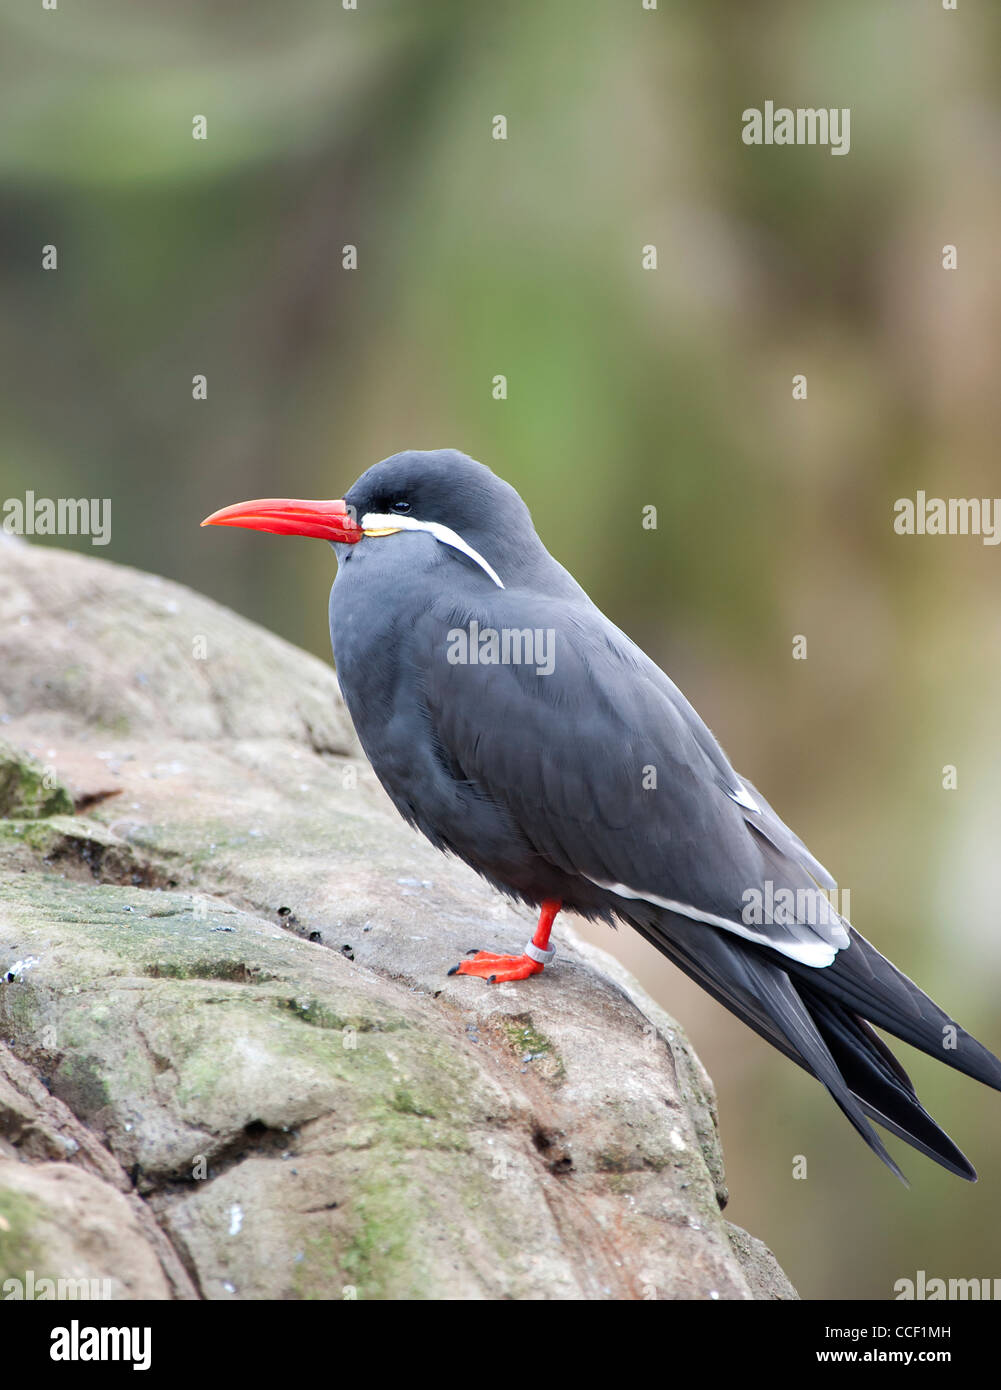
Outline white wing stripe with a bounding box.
[583,874,840,968]
[729,781,761,812]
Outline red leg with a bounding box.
[449,899,561,984]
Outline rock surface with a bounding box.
[0,536,797,1300]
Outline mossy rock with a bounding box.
[0,740,74,820]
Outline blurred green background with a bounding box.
[3,0,1000,1299]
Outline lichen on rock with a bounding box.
[0,739,74,820]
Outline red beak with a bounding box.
[200,497,363,544]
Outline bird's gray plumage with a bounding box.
[328,448,1001,1181]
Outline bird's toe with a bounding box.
[449,951,545,983]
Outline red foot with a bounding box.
[448,950,544,984]
[447,898,562,985]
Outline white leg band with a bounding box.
[524,939,556,965]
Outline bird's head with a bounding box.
[201,449,538,590]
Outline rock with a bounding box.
[0,1160,175,1302]
[0,1047,197,1299]
[0,539,796,1300]
[0,740,73,820]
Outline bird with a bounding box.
[203,447,1001,1182]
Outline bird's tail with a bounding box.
[787,927,1001,1094]
[793,984,976,1180]
[633,913,998,1182]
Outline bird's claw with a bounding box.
[448,950,545,984]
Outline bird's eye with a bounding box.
[390,500,411,514]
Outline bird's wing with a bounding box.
[421,592,847,969]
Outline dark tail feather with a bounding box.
[783,928,1001,1093]
[797,986,977,1181]
[632,914,909,1181]
[632,911,992,1181]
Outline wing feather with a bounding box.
[422,593,846,966]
